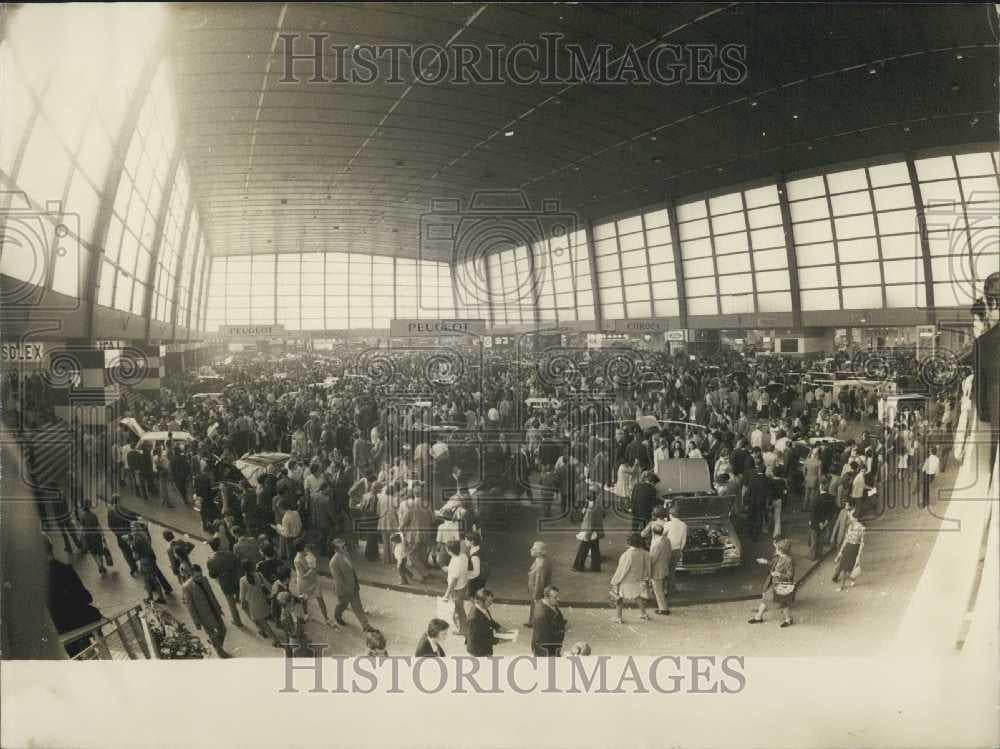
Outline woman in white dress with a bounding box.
[613,460,637,499]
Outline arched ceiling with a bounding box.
[170,2,999,261]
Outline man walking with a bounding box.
[106,494,138,575]
[182,564,232,658]
[524,541,552,628]
[442,540,470,636]
[663,504,687,596]
[328,538,371,630]
[531,585,567,657]
[921,446,940,509]
[206,537,244,627]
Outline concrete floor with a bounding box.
[67,459,957,658]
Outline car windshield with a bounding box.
[670,495,732,519]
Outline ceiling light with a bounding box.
[504,130,515,137]
[761,131,766,136]
[749,100,758,108]
[867,66,877,75]
[950,82,961,92]
[716,166,724,172]
[806,145,814,151]
[969,116,980,127]
[649,135,658,141]
[902,125,911,132]
[792,114,799,120]
[955,53,964,60]
[651,156,663,165]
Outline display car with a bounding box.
[669,494,743,573]
[657,454,742,574]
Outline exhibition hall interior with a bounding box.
[0,2,997,670]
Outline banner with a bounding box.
[389,319,487,337]
[218,324,286,338]
[612,318,668,333]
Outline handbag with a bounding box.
[774,582,796,596]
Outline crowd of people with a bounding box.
[7,303,992,657]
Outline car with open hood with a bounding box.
[668,493,743,573]
[657,454,742,573]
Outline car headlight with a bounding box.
[723,544,740,560]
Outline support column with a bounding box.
[585,220,603,328]
[776,175,803,330]
[666,199,688,329]
[906,156,935,309]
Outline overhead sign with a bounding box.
[389,319,487,337]
[218,325,286,338]
[665,330,687,342]
[0,343,45,362]
[612,318,668,333]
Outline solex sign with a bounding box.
[390,319,487,337]
[0,343,45,362]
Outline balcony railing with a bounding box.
[59,603,155,660]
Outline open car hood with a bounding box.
[668,495,732,521]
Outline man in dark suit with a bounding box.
[630,470,660,537]
[206,536,243,627]
[182,564,231,658]
[625,433,652,472]
[531,585,566,657]
[746,468,772,541]
[328,538,370,630]
[466,589,506,657]
[514,444,533,500]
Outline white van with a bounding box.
[878,394,928,425]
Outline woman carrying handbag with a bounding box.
[609,534,652,624]
[748,535,796,627]
[832,500,865,592]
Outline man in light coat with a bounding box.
[524,541,553,628]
